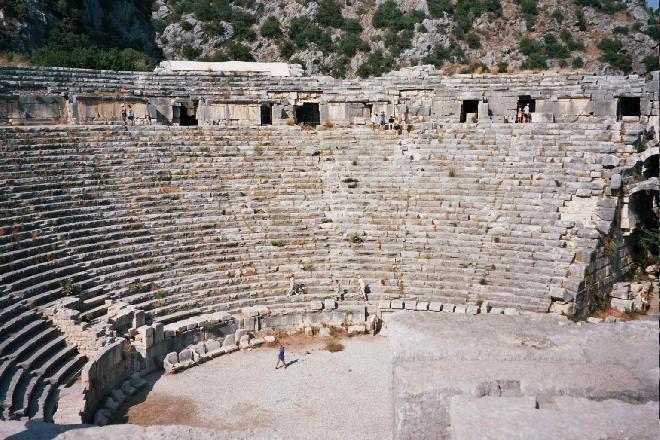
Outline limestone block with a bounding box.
[249,338,265,347]
[310,300,324,311]
[253,305,269,316]
[488,307,504,315]
[587,317,603,324]
[549,301,572,315]
[391,300,404,309]
[222,344,239,354]
[530,113,554,123]
[242,307,259,317]
[265,335,276,343]
[132,310,145,329]
[234,329,247,342]
[611,298,633,312]
[416,302,429,311]
[610,174,622,192]
[192,342,208,363]
[137,325,154,348]
[454,305,467,314]
[442,304,456,313]
[465,305,479,315]
[223,334,236,348]
[348,324,366,335]
[479,301,491,314]
[243,317,257,332]
[239,335,251,349]
[503,308,519,316]
[404,300,417,310]
[604,316,618,323]
[378,301,391,309]
[178,348,194,367]
[550,287,572,302]
[429,302,443,312]
[153,322,164,343]
[304,326,313,336]
[324,298,337,310]
[206,339,223,357]
[610,283,630,300]
[319,327,331,337]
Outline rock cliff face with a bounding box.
[1,0,658,77]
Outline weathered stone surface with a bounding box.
[239,335,251,349]
[611,298,633,312]
[415,302,429,311]
[429,302,443,312]
[319,327,332,337]
[348,325,366,335]
[264,335,276,343]
[391,300,404,309]
[309,300,323,311]
[324,299,337,310]
[442,304,455,313]
[378,301,391,309]
[164,352,179,374]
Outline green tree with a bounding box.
[316,0,344,28]
[260,16,283,39]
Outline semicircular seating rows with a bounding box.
[0,122,623,421]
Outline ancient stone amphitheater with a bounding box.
[0,63,657,439]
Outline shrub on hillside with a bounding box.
[356,50,394,78]
[465,32,481,49]
[597,38,632,73]
[373,0,426,32]
[315,0,344,28]
[260,16,283,39]
[427,0,453,18]
[289,17,322,48]
[337,32,369,58]
[384,29,414,57]
[571,56,584,68]
[342,18,363,34]
[32,47,155,71]
[642,55,659,72]
[422,40,466,68]
[278,39,295,58]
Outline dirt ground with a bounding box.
[116,335,392,439]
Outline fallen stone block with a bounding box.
[610,283,630,300]
[348,324,366,335]
[429,302,443,312]
[178,348,195,368]
[239,334,251,349]
[416,302,429,311]
[404,300,417,310]
[164,352,179,374]
[234,329,247,342]
[442,304,456,313]
[319,327,331,337]
[480,301,491,314]
[587,317,603,324]
[205,339,223,357]
[249,338,265,347]
[222,344,239,354]
[611,298,633,313]
[223,334,236,348]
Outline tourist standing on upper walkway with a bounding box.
[371,113,378,130]
[127,105,135,126]
[380,111,386,129]
[121,104,127,125]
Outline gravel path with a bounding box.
[120,335,392,439]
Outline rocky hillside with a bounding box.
[1,0,658,77]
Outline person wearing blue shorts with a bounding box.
[275,345,286,369]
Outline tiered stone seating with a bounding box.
[0,123,627,385]
[0,302,84,421]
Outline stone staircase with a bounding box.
[0,301,85,422]
[0,123,630,371]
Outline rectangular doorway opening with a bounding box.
[295,102,320,126]
[180,101,198,126]
[617,97,641,120]
[517,95,536,113]
[261,103,273,125]
[460,100,479,123]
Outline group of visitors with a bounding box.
[286,274,369,301]
[371,111,406,135]
[515,104,531,123]
[121,104,135,126]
